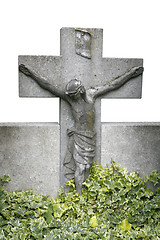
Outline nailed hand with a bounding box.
[19,64,31,76]
[131,66,144,78]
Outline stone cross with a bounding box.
[19,27,143,194]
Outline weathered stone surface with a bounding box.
[0,123,60,198]
[101,122,160,189]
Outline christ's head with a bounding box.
[65,79,85,100]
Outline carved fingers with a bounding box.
[19,64,31,76]
[131,66,144,78]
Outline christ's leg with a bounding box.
[84,156,94,181]
[74,162,85,195]
[84,163,91,182]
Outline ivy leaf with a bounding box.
[43,204,53,224]
[52,204,63,218]
[0,201,10,212]
[0,175,11,183]
[118,219,132,231]
[90,216,98,228]
[149,170,160,186]
[0,229,6,238]
[52,203,68,218]
[144,175,149,183]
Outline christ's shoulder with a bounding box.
[86,88,97,103]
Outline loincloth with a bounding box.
[64,128,96,180]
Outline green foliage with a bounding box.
[118,219,132,231]
[0,163,160,239]
[90,216,98,228]
[0,175,11,183]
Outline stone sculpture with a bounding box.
[19,63,143,194]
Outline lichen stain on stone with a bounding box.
[88,110,94,130]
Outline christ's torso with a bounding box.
[70,98,95,131]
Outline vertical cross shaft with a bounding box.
[59,28,104,186]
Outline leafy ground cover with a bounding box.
[0,162,160,239]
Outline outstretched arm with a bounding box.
[92,66,144,99]
[19,64,66,100]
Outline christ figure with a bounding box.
[19,64,143,194]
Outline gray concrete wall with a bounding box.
[0,123,160,197]
[101,123,160,190]
[101,123,160,176]
[0,123,60,198]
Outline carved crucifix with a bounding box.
[19,28,143,194]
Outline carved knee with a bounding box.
[75,163,84,175]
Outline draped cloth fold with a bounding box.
[64,128,96,180]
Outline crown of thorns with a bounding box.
[65,79,82,94]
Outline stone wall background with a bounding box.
[0,123,159,197]
[0,123,60,198]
